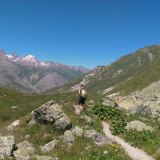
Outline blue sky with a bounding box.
[0,0,160,69]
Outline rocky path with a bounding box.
[102,122,154,160]
[73,105,154,160]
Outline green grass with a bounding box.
[0,86,131,160]
[109,56,160,96]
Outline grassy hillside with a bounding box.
[108,56,160,96]
[46,45,160,95]
[1,86,160,159]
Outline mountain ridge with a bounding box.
[7,53,90,73]
[45,44,160,95]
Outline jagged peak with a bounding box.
[0,48,6,54]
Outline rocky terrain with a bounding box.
[115,80,160,118]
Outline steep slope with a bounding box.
[107,56,160,96]
[42,64,87,81]
[45,44,160,94]
[14,63,47,86]
[0,49,39,93]
[35,72,68,92]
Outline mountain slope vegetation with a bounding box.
[46,45,160,95]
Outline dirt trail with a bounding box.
[102,121,154,160]
[74,105,81,114]
[73,105,154,160]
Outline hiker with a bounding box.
[77,84,87,110]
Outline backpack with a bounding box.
[80,88,86,98]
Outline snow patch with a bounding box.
[6,55,13,59]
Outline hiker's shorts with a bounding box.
[78,96,85,105]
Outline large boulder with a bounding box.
[85,130,112,146]
[125,120,154,132]
[31,100,72,131]
[13,141,35,160]
[41,139,59,153]
[0,135,15,159]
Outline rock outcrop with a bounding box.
[125,120,154,132]
[30,100,72,131]
[13,141,35,160]
[41,139,59,153]
[116,81,160,117]
[0,136,15,159]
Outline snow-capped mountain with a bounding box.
[6,53,90,73]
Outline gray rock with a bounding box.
[13,141,35,160]
[28,117,37,126]
[11,120,20,127]
[80,115,93,124]
[25,135,30,139]
[125,120,154,132]
[0,136,15,159]
[41,139,59,153]
[85,130,97,139]
[33,155,58,160]
[11,106,19,109]
[64,130,75,145]
[15,155,31,160]
[93,133,112,146]
[71,126,83,137]
[32,100,72,131]
[85,130,112,146]
[102,99,116,107]
[128,102,152,116]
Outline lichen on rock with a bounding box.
[31,100,72,131]
[0,135,15,159]
[64,130,75,146]
[13,141,35,160]
[125,120,154,132]
[41,139,59,153]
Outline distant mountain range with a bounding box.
[7,53,90,73]
[45,44,160,96]
[0,49,90,92]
